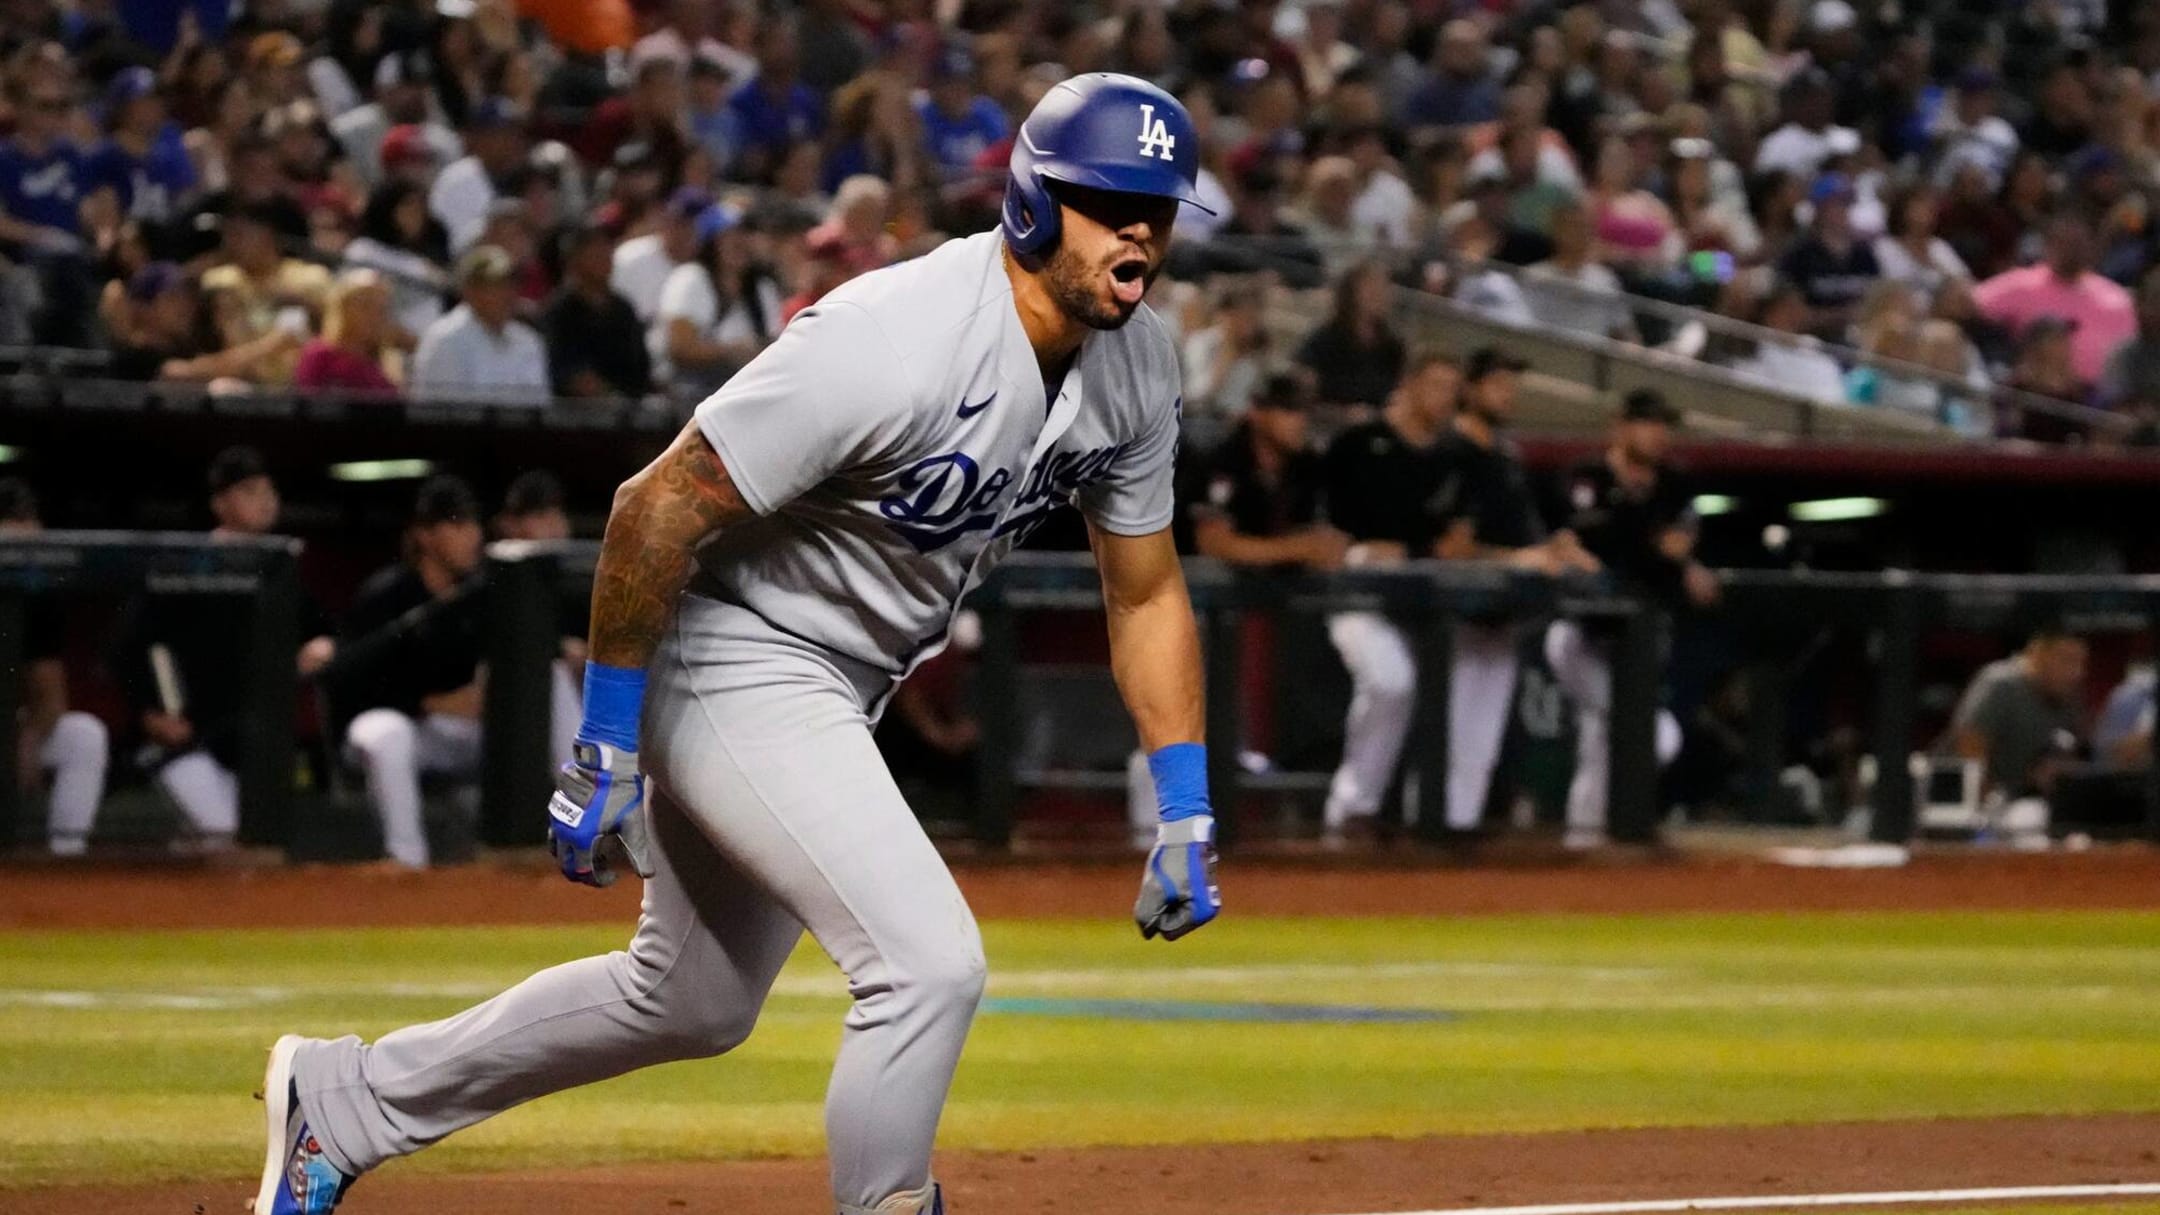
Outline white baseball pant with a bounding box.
[1323,614,1522,831]
[1322,611,1416,829]
[294,597,980,1213]
[343,663,580,868]
[1542,619,1681,840]
[1445,621,1522,831]
[155,750,241,839]
[40,710,110,855]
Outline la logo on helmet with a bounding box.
[1137,104,1176,160]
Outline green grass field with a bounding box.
[4,909,2158,1189]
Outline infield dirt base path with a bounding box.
[28,1114,2160,1215]
[6,848,2160,931]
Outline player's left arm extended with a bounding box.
[547,420,756,887]
[1090,522,1221,941]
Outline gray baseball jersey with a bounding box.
[689,229,1182,682]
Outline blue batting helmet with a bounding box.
[1002,73,1214,257]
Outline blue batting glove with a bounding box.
[549,740,650,887]
[1133,743,1221,941]
[547,663,653,888]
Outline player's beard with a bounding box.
[1042,240,1150,331]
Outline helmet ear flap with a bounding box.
[1002,171,1060,257]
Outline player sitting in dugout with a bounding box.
[116,447,335,854]
[1944,626,2090,810]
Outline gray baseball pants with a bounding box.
[293,597,986,1213]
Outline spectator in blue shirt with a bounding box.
[686,55,742,176]
[727,20,824,183]
[1401,19,1502,132]
[0,78,88,249]
[0,75,96,345]
[114,0,226,54]
[84,68,198,230]
[916,46,1006,182]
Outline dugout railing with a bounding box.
[10,538,2160,856]
[469,548,2160,854]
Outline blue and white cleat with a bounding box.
[252,1035,353,1214]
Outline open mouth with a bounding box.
[1109,258,1148,305]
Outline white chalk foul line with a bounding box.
[1328,1182,2160,1215]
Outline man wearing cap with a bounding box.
[1928,66,2018,192]
[494,470,590,770]
[84,67,196,228]
[429,97,529,253]
[545,221,653,398]
[1778,171,1880,338]
[918,47,1008,181]
[121,448,334,852]
[201,203,332,384]
[336,476,490,869]
[1430,348,1598,836]
[1543,390,1713,850]
[411,244,551,400]
[1752,69,1859,180]
[1130,371,1346,846]
[334,50,460,189]
[611,185,709,322]
[1317,351,1463,844]
[1181,372,1343,568]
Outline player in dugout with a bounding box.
[1542,390,1718,850]
[1429,347,1600,839]
[1127,370,1348,845]
[117,446,336,854]
[334,476,489,869]
[0,479,111,857]
[1317,349,1465,846]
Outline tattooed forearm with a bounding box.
[587,421,752,669]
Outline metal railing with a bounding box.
[8,536,2160,857]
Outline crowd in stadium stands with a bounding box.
[13,0,2160,858]
[3,0,2160,439]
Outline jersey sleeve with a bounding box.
[1078,393,1179,536]
[693,299,914,516]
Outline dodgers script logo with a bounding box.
[879,443,1132,553]
[1137,104,1176,161]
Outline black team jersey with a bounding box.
[1321,418,1458,555]
[1553,456,1695,605]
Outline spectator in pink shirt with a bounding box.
[1971,215,2135,389]
[294,270,400,397]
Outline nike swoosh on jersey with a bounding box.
[957,391,997,418]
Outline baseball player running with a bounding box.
[253,73,1221,1215]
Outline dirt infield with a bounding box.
[28,1114,2160,1215]
[7,847,2160,931]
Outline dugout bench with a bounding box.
[0,532,303,849]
